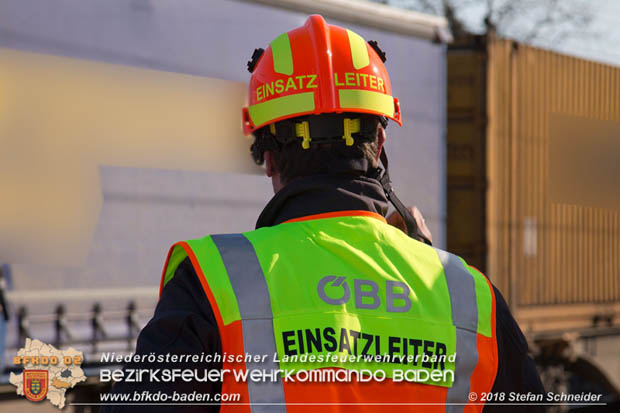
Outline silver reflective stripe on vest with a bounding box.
[212,234,286,413]
[434,248,479,413]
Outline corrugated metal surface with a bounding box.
[486,37,620,314]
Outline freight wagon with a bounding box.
[447,34,620,406]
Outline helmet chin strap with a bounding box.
[376,150,433,246]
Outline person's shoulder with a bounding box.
[488,282,530,355]
[159,256,206,309]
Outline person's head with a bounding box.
[255,113,387,192]
[242,15,401,192]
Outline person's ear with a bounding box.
[376,126,386,164]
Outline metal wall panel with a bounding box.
[485,37,620,320]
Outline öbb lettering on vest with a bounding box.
[318,275,411,312]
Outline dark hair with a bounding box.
[251,113,383,184]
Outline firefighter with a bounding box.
[103,15,544,412]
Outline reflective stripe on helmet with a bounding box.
[338,89,395,118]
[248,91,315,128]
[346,29,370,70]
[270,33,294,76]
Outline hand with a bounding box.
[386,206,433,244]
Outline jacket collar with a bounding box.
[255,174,389,229]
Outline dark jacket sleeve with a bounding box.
[101,257,222,412]
[483,285,546,412]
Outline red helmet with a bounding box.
[242,14,402,135]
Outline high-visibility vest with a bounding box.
[160,211,498,412]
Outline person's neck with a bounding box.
[256,174,389,228]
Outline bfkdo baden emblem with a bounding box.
[24,370,49,402]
